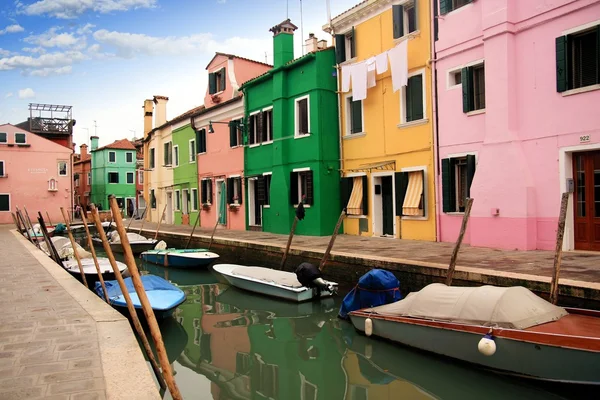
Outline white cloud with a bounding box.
[29,65,72,76]
[24,26,87,50]
[18,0,157,19]
[0,24,24,35]
[18,88,35,99]
[5,92,13,98]
[0,51,86,73]
[22,47,47,54]
[0,48,12,57]
[76,23,96,35]
[217,0,226,3]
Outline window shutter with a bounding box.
[351,26,356,58]
[361,175,369,215]
[413,1,418,31]
[195,131,201,153]
[227,178,233,204]
[229,121,237,147]
[220,67,226,91]
[411,75,424,120]
[340,177,352,210]
[201,181,207,204]
[555,36,569,92]
[268,111,274,141]
[461,67,473,113]
[393,5,404,39]
[256,111,264,143]
[306,171,314,205]
[290,172,298,204]
[236,178,243,205]
[257,177,266,205]
[335,34,346,64]
[208,179,213,204]
[597,26,600,84]
[249,116,255,145]
[395,172,409,216]
[466,154,476,198]
[0,162,3,177]
[299,100,309,134]
[406,79,413,122]
[201,129,207,153]
[440,0,449,15]
[208,73,216,94]
[441,158,456,213]
[351,99,362,133]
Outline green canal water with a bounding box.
[75,233,593,400]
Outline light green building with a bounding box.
[172,123,200,225]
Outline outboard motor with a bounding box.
[295,262,336,293]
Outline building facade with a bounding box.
[435,0,600,251]
[90,136,137,213]
[134,138,145,218]
[0,124,72,224]
[241,19,341,236]
[73,143,91,211]
[172,122,200,226]
[326,0,436,241]
[192,53,271,231]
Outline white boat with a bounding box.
[63,257,129,284]
[92,232,159,254]
[212,264,338,303]
[69,221,115,232]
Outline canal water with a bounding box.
[71,231,592,400]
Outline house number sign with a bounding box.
[580,135,591,143]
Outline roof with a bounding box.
[93,138,136,152]
[331,0,368,21]
[205,52,272,70]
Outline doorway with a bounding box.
[125,197,136,218]
[248,178,262,226]
[573,151,600,250]
[372,174,395,237]
[166,191,173,224]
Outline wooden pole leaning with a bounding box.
[208,214,220,250]
[185,212,200,249]
[22,206,41,249]
[46,211,53,227]
[549,192,569,305]
[138,207,148,235]
[80,211,110,303]
[108,197,182,400]
[16,209,34,244]
[280,216,299,270]
[60,207,88,288]
[445,198,474,286]
[154,204,167,241]
[90,206,167,392]
[319,209,347,272]
[11,212,20,231]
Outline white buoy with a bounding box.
[365,343,373,359]
[364,318,373,336]
[478,334,496,356]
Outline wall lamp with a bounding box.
[208,120,245,134]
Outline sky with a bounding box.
[0,0,358,149]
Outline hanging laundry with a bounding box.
[366,57,377,89]
[375,51,388,74]
[341,64,352,92]
[350,62,368,101]
[388,40,408,92]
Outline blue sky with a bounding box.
[0,0,358,148]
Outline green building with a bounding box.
[241,19,341,236]
[90,136,137,213]
[172,123,200,226]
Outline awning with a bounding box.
[347,160,395,173]
[347,177,363,215]
[402,171,424,216]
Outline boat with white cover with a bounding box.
[93,231,158,254]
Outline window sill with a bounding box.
[401,215,428,221]
[294,134,311,140]
[397,118,429,129]
[346,214,366,219]
[339,57,357,66]
[445,212,465,215]
[294,204,311,208]
[561,84,600,97]
[263,205,271,209]
[466,109,485,116]
[16,143,30,147]
[262,140,274,145]
[189,160,196,164]
[393,30,420,44]
[343,132,366,140]
[249,144,260,148]
[48,189,58,192]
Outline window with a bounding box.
[149,148,156,169]
[556,26,600,92]
[191,188,198,211]
[462,63,485,112]
[196,129,207,154]
[264,174,272,206]
[0,161,5,177]
[126,152,134,163]
[345,31,356,60]
[182,189,189,214]
[441,155,476,213]
[48,178,57,191]
[300,372,318,400]
[440,0,473,15]
[208,67,226,94]
[262,109,273,143]
[151,189,156,209]
[163,142,173,166]
[0,132,6,143]
[402,73,425,123]
[87,172,91,185]
[0,194,9,211]
[229,119,243,147]
[248,113,261,145]
[15,133,26,144]
[396,170,425,217]
[126,172,134,184]
[345,95,363,135]
[174,190,180,211]
[201,179,213,205]
[108,172,119,184]
[335,27,356,63]
[392,1,417,39]
[173,145,179,167]
[108,151,116,163]
[58,161,68,176]
[189,139,196,162]
[341,176,368,215]
[227,177,243,205]
[138,169,144,184]
[295,96,310,137]
[291,170,313,205]
[75,175,79,187]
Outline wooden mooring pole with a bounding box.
[60,207,88,288]
[108,197,182,400]
[16,208,34,244]
[154,204,167,241]
[208,214,220,250]
[37,212,63,266]
[185,212,200,249]
[549,192,569,305]
[22,206,41,249]
[446,198,474,286]
[46,211,53,227]
[280,216,298,270]
[80,210,110,303]
[319,209,347,272]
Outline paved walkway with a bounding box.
[0,226,159,400]
[128,220,600,284]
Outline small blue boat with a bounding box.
[95,275,186,320]
[140,248,220,268]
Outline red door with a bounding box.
[573,151,600,251]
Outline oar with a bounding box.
[185,212,200,249]
[319,208,346,272]
[80,210,109,303]
[208,213,220,250]
[154,204,167,240]
[445,198,474,286]
[60,207,88,288]
[90,205,167,392]
[108,196,182,400]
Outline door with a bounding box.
[182,189,189,215]
[381,176,394,236]
[166,192,173,224]
[248,178,262,226]
[573,151,600,251]
[126,198,135,217]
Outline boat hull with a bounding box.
[349,313,600,385]
[141,251,219,268]
[110,241,157,254]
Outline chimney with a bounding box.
[90,136,99,151]
[270,19,298,68]
[153,95,169,128]
[305,33,318,53]
[143,99,154,137]
[80,143,88,160]
[317,39,328,50]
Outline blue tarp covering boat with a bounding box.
[95,275,186,320]
[338,269,402,319]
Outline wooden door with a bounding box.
[382,176,394,236]
[573,151,600,251]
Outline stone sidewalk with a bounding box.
[0,226,159,400]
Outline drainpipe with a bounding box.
[190,115,201,228]
[330,26,344,178]
[431,0,441,242]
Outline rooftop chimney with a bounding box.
[270,19,298,68]
[80,143,88,160]
[143,99,154,137]
[90,136,99,151]
[305,33,318,53]
[153,95,169,128]
[317,39,328,50]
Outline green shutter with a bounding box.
[229,121,237,147]
[411,74,424,120]
[440,0,450,15]
[597,26,600,84]
[340,177,352,210]
[290,172,298,204]
[226,178,233,204]
[220,67,226,91]
[462,67,473,113]
[306,171,314,205]
[361,175,369,215]
[351,99,362,133]
[236,178,243,205]
[208,73,216,94]
[393,5,404,39]
[351,26,356,58]
[466,154,476,198]
[441,158,456,213]
[555,36,568,92]
[335,34,346,64]
[257,176,266,205]
[394,172,409,216]
[413,0,418,31]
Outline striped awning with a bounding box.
[347,177,363,215]
[402,171,424,216]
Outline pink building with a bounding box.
[435,0,600,251]
[0,124,73,225]
[192,53,271,231]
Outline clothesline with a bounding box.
[340,40,408,101]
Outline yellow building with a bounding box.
[325,0,436,241]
